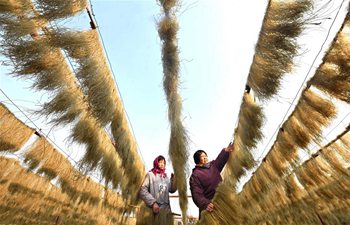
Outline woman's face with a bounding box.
[199,152,208,164]
[158,159,165,170]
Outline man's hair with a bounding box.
[193,150,207,164]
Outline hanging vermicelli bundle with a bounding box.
[303,88,337,119]
[322,145,349,175]
[224,92,264,185]
[2,0,350,223]
[48,28,145,203]
[267,146,291,176]
[0,0,31,14]
[248,0,313,99]
[309,17,350,103]
[70,115,124,187]
[223,0,314,189]
[0,1,139,207]
[0,16,45,38]
[238,88,337,209]
[247,125,350,224]
[48,30,117,126]
[35,0,87,21]
[24,137,73,182]
[24,137,54,172]
[237,93,264,152]
[0,103,34,152]
[6,39,77,92]
[284,116,313,149]
[157,0,189,223]
[0,157,126,225]
[231,89,336,210]
[22,135,107,206]
[284,174,305,203]
[275,129,299,162]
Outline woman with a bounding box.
[189,142,234,218]
[137,155,177,225]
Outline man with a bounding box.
[189,142,234,218]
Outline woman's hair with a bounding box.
[157,155,165,162]
[193,150,207,164]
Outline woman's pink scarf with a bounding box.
[150,155,167,178]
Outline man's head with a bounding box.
[193,150,208,165]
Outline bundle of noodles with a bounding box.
[0,156,23,195]
[338,133,350,162]
[0,157,114,225]
[0,103,34,152]
[309,12,350,103]
[103,188,124,212]
[35,0,87,21]
[296,157,333,192]
[0,15,45,39]
[157,1,189,223]
[236,93,264,156]
[41,146,125,219]
[247,0,313,99]
[0,158,60,221]
[240,88,336,198]
[70,115,124,191]
[110,108,145,203]
[197,183,246,225]
[264,183,290,214]
[48,30,116,125]
[257,170,350,224]
[224,92,264,185]
[0,0,31,14]
[322,144,349,176]
[5,156,130,224]
[319,127,350,175]
[250,128,350,224]
[284,174,305,203]
[24,136,50,170]
[241,127,349,223]
[48,29,145,203]
[266,147,291,176]
[280,89,335,155]
[249,179,316,223]
[223,0,314,189]
[136,206,173,225]
[0,4,133,205]
[24,137,71,180]
[5,39,77,93]
[22,136,102,206]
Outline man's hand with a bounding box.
[206,202,214,212]
[152,202,160,214]
[224,142,234,152]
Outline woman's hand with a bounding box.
[171,173,176,182]
[152,202,160,214]
[224,142,234,152]
[206,202,214,212]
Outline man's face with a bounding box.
[199,152,208,164]
[158,159,165,170]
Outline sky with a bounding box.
[1,0,350,219]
